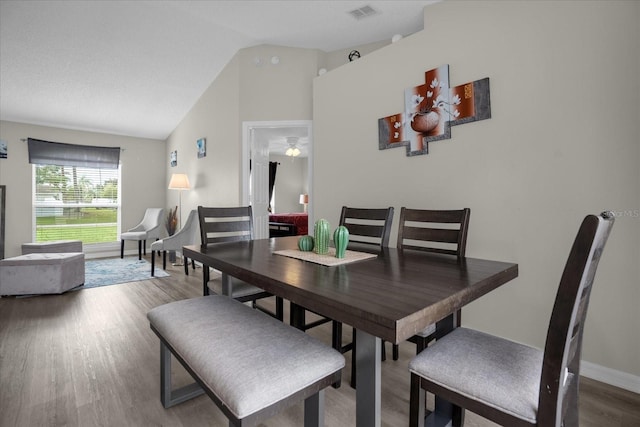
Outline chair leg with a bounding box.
[203,267,210,296]
[184,257,188,275]
[332,321,343,353]
[151,251,156,276]
[120,240,125,258]
[143,240,147,256]
[138,240,142,260]
[162,251,167,270]
[191,259,196,270]
[350,328,356,388]
[409,373,426,427]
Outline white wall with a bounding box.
[0,120,166,258]
[165,45,318,218]
[270,154,308,214]
[313,0,639,381]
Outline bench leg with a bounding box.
[160,341,204,408]
[304,390,324,427]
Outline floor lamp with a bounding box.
[168,173,190,265]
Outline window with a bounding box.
[33,165,120,244]
[28,138,121,246]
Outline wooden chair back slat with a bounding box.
[198,206,254,249]
[339,206,394,247]
[397,208,470,259]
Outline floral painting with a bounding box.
[378,64,491,157]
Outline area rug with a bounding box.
[81,257,169,289]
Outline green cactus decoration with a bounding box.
[333,226,349,258]
[314,219,331,255]
[298,235,314,252]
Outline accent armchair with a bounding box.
[120,208,164,260]
[150,209,199,276]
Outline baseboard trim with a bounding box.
[581,360,640,394]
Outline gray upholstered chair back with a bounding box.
[130,207,164,238]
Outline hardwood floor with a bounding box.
[1,259,638,426]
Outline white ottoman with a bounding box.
[0,252,85,295]
[22,240,83,254]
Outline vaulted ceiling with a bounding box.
[0,1,437,140]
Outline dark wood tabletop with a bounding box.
[183,237,518,344]
[183,236,518,427]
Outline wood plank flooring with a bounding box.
[1,259,638,426]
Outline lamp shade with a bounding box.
[299,194,309,204]
[168,173,190,190]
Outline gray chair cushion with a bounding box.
[207,276,269,299]
[409,327,542,424]
[416,322,436,338]
[121,231,147,241]
[148,296,344,420]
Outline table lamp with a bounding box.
[299,194,309,213]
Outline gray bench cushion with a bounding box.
[409,327,542,424]
[147,295,344,420]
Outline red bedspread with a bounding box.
[269,213,308,235]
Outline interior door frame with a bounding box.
[241,120,313,237]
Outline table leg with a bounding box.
[221,273,232,296]
[289,302,306,330]
[355,329,381,427]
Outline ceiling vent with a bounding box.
[348,5,378,20]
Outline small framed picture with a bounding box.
[0,140,7,159]
[170,150,177,167]
[197,138,206,158]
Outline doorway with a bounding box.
[242,120,313,239]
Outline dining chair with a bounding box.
[298,206,394,388]
[120,207,164,260]
[408,211,615,427]
[390,207,471,360]
[150,209,199,277]
[198,206,283,321]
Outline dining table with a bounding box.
[183,236,518,427]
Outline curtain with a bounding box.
[268,161,278,213]
[27,138,120,169]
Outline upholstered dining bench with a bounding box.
[147,295,344,426]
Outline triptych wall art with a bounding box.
[378,64,491,157]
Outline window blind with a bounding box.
[27,138,120,169]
